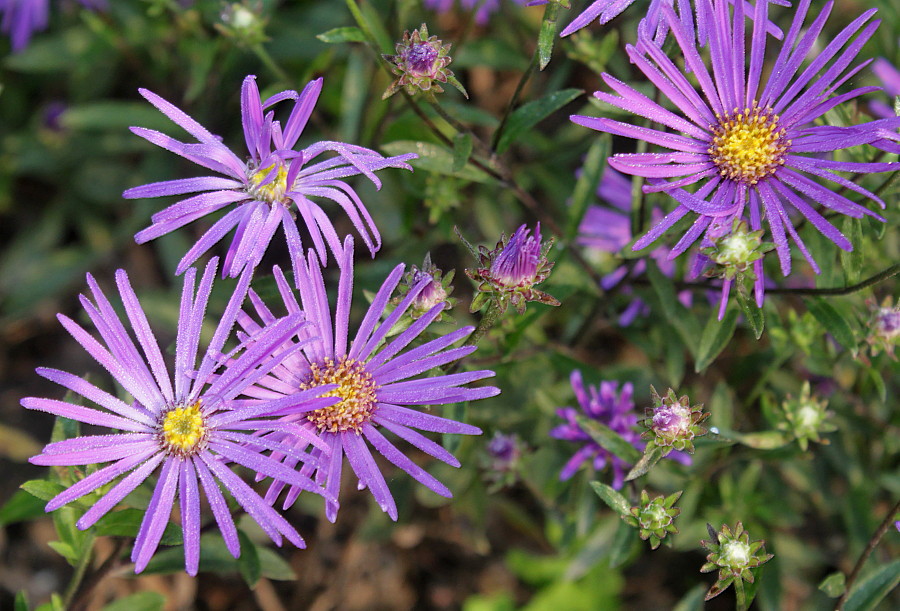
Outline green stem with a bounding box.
[765,263,900,296]
[491,52,539,151]
[467,300,505,349]
[834,497,900,611]
[250,43,291,85]
[733,577,748,611]
[63,533,95,609]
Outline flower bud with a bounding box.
[776,381,836,451]
[623,489,682,549]
[700,522,774,601]
[865,297,900,359]
[701,218,772,280]
[383,24,468,99]
[217,1,268,46]
[641,387,709,454]
[394,253,456,321]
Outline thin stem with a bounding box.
[69,538,127,611]
[491,52,539,151]
[63,534,95,610]
[467,300,505,349]
[834,498,900,611]
[251,43,292,85]
[765,263,900,296]
[733,577,748,611]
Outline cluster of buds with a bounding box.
[393,253,456,321]
[776,381,836,451]
[623,490,682,550]
[864,296,900,359]
[383,24,467,100]
[700,522,774,601]
[463,223,560,314]
[641,387,709,455]
[216,1,268,47]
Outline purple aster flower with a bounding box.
[870,57,900,119]
[1,0,106,52]
[572,0,900,310]
[528,0,788,43]
[425,0,530,26]
[236,236,499,521]
[124,75,416,279]
[551,371,689,488]
[577,167,691,325]
[23,259,337,575]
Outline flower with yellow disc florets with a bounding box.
[700,522,773,602]
[463,223,561,315]
[383,24,467,100]
[641,387,709,455]
[623,489,682,550]
[776,381,836,451]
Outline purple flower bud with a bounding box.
[406,42,440,77]
[490,224,543,288]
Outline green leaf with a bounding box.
[47,541,78,564]
[844,559,900,611]
[646,261,701,358]
[452,132,473,172]
[608,519,636,569]
[0,489,48,527]
[737,291,765,339]
[589,482,630,516]
[20,480,66,503]
[840,217,862,284]
[576,415,641,463]
[624,444,668,482]
[565,135,609,243]
[804,298,856,353]
[695,308,739,372]
[142,533,296,580]
[316,26,367,44]
[343,0,392,52]
[61,102,175,133]
[93,509,183,546]
[495,88,582,154]
[101,592,166,611]
[537,1,561,70]
[237,530,262,589]
[382,141,495,183]
[818,571,846,598]
[14,591,29,611]
[731,431,791,450]
[34,594,65,611]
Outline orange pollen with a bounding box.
[708,104,790,185]
[301,356,379,433]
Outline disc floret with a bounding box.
[709,104,790,185]
[159,402,208,457]
[301,356,379,433]
[247,161,290,205]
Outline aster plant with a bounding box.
[124,75,416,278]
[383,24,467,99]
[571,0,900,311]
[22,260,338,575]
[235,236,500,522]
[463,223,560,315]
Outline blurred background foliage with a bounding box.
[0,0,898,609]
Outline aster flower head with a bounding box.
[1,0,106,51]
[572,0,900,311]
[775,381,836,450]
[864,296,900,359]
[870,57,900,119]
[124,75,416,279]
[393,252,456,321]
[641,386,709,454]
[383,24,467,99]
[237,236,499,522]
[217,1,268,47]
[701,521,774,601]
[464,223,560,314]
[22,260,337,575]
[482,431,524,490]
[623,489,682,549]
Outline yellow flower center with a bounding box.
[709,104,790,185]
[248,163,289,204]
[160,402,207,456]
[301,356,379,433]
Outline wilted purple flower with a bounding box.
[425,0,530,25]
[870,57,900,119]
[641,386,709,454]
[124,75,416,278]
[383,24,466,99]
[572,0,900,310]
[551,371,640,489]
[23,260,336,575]
[577,167,691,325]
[1,0,106,51]
[237,236,499,521]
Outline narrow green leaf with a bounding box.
[101,592,166,611]
[50,415,79,444]
[452,132,473,172]
[840,217,862,284]
[624,444,668,482]
[844,559,900,611]
[47,541,78,564]
[804,298,856,353]
[576,415,641,463]
[0,488,48,527]
[566,135,609,243]
[20,480,66,503]
[382,141,495,183]
[818,572,846,598]
[14,591,29,611]
[609,520,636,569]
[589,481,630,516]
[537,2,561,70]
[737,291,765,339]
[732,431,791,450]
[34,594,65,611]
[93,509,183,546]
[495,88,583,154]
[237,530,262,589]
[316,26,367,44]
[695,308,739,372]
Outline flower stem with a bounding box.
[467,300,505,349]
[834,497,900,611]
[251,43,291,85]
[733,577,748,611]
[62,533,95,610]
